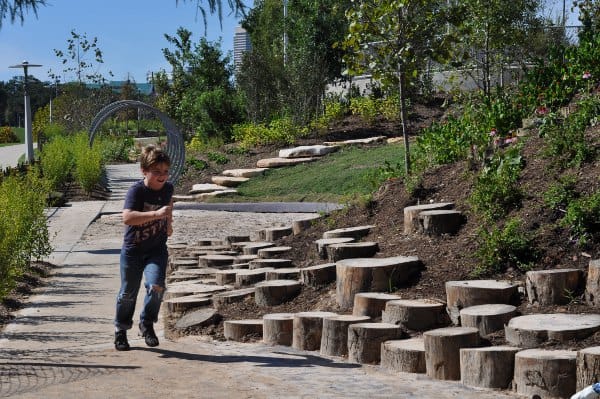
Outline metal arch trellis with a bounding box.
[88,100,185,184]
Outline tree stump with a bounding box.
[292,215,321,234]
[174,308,220,330]
[257,246,292,259]
[198,254,236,269]
[234,254,258,263]
[459,304,517,337]
[347,323,403,364]
[352,292,401,319]
[223,319,263,341]
[327,242,380,262]
[336,256,422,309]
[323,225,375,240]
[445,280,519,325]
[423,327,480,380]
[526,269,583,305]
[165,283,227,300]
[514,349,577,398]
[586,260,600,306]
[169,258,198,270]
[215,269,242,286]
[403,202,454,234]
[382,299,448,331]
[254,280,301,306]
[319,315,370,357]
[505,313,600,348]
[165,294,212,314]
[231,263,250,270]
[460,346,520,389]
[417,210,464,236]
[234,268,274,288]
[266,268,300,281]
[249,258,293,269]
[212,287,255,310]
[381,338,426,374]
[263,226,293,242]
[314,238,354,259]
[242,242,274,255]
[300,263,336,287]
[577,346,600,391]
[262,313,295,346]
[292,311,337,351]
[223,234,251,245]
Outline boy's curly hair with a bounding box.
[140,145,171,170]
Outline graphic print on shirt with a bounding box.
[132,202,167,245]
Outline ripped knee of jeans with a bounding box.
[117,291,137,304]
[149,284,165,300]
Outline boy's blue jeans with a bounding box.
[114,247,168,331]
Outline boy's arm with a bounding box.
[167,200,174,236]
[123,205,171,226]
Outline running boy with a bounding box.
[114,144,174,351]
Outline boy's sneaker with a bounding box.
[139,322,159,347]
[114,330,130,351]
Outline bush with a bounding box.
[232,116,309,147]
[40,135,74,190]
[0,126,18,144]
[72,133,104,193]
[560,190,600,247]
[543,174,578,212]
[98,136,134,163]
[206,151,229,165]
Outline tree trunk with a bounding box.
[577,346,600,391]
[460,346,520,389]
[347,322,403,364]
[263,313,295,346]
[319,315,371,357]
[423,327,480,380]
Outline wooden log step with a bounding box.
[459,304,517,337]
[263,313,295,346]
[576,346,600,391]
[256,157,318,168]
[198,254,236,269]
[292,311,338,351]
[230,241,254,250]
[300,263,336,287]
[526,268,583,305]
[417,210,464,236]
[381,338,426,374]
[221,168,268,178]
[323,225,375,240]
[254,280,301,306]
[212,287,256,310]
[242,242,275,255]
[257,246,292,259]
[234,268,274,288]
[167,243,188,250]
[224,319,263,341]
[168,268,219,280]
[230,263,250,270]
[170,258,199,270]
[234,254,259,263]
[327,242,379,262]
[191,238,222,246]
[423,327,480,381]
[505,313,600,348]
[164,283,228,300]
[586,259,600,306]
[292,215,321,234]
[403,202,454,234]
[278,144,339,158]
[174,308,220,330]
[460,346,520,389]
[266,268,300,281]
[223,234,251,245]
[165,294,212,314]
[314,237,354,259]
[262,226,293,242]
[319,315,371,357]
[336,256,422,309]
[352,292,401,319]
[347,323,403,364]
[382,299,448,331]
[445,280,519,325]
[211,176,250,187]
[187,244,231,253]
[249,258,293,269]
[215,269,247,286]
[514,349,577,398]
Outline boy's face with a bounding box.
[142,162,170,191]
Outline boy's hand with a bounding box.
[155,205,172,219]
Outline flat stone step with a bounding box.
[189,183,230,194]
[352,292,401,318]
[278,144,339,158]
[381,338,426,374]
[256,157,318,168]
[314,237,355,259]
[514,349,577,398]
[254,279,301,306]
[224,319,263,341]
[212,287,256,309]
[211,176,249,187]
[300,263,336,287]
[506,313,600,348]
[327,241,379,262]
[403,202,454,234]
[382,299,448,331]
[460,304,517,337]
[222,168,268,178]
[323,136,387,146]
[266,268,300,280]
[323,225,375,240]
[417,210,465,236]
[192,189,238,200]
[257,246,292,259]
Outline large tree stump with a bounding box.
[445,280,519,325]
[526,269,583,305]
[165,283,227,300]
[169,258,198,270]
[323,225,375,240]
[262,313,295,346]
[381,338,426,374]
[223,234,251,245]
[347,323,403,364]
[460,346,520,389]
[292,215,321,234]
[586,260,600,306]
[234,254,258,263]
[198,254,236,269]
[215,269,246,286]
[242,242,274,255]
[417,210,464,236]
[300,263,336,287]
[403,202,454,234]
[514,349,577,398]
[174,308,220,330]
[423,327,480,380]
[506,314,600,348]
[336,256,422,309]
[234,268,274,288]
[314,238,354,259]
[263,226,293,242]
[165,294,212,314]
[257,246,292,259]
[266,268,300,281]
[459,304,517,337]
[292,311,337,351]
[319,315,371,357]
[577,346,600,391]
[249,258,293,269]
[212,287,255,310]
[224,319,263,341]
[352,292,401,319]
[327,242,380,262]
[254,280,301,306]
[382,299,448,331]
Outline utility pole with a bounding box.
[283,0,288,66]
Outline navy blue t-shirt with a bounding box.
[122,179,174,252]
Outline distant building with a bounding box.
[86,80,155,96]
[233,26,251,75]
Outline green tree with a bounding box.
[342,0,459,174]
[0,0,45,29]
[574,0,600,41]
[175,0,246,32]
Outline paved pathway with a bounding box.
[0,143,27,169]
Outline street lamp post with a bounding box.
[9,61,42,164]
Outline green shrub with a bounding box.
[543,174,578,211]
[98,136,134,163]
[349,96,379,124]
[72,133,104,193]
[207,151,229,165]
[186,158,208,171]
[232,116,308,147]
[40,135,74,190]
[0,126,18,144]
[560,190,600,247]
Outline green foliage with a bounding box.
[559,190,600,247]
[98,136,133,163]
[71,133,104,193]
[186,158,208,171]
[0,126,18,143]
[543,174,577,211]
[473,218,536,277]
[232,116,309,147]
[40,135,74,190]
[206,151,229,165]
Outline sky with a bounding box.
[0,0,252,83]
